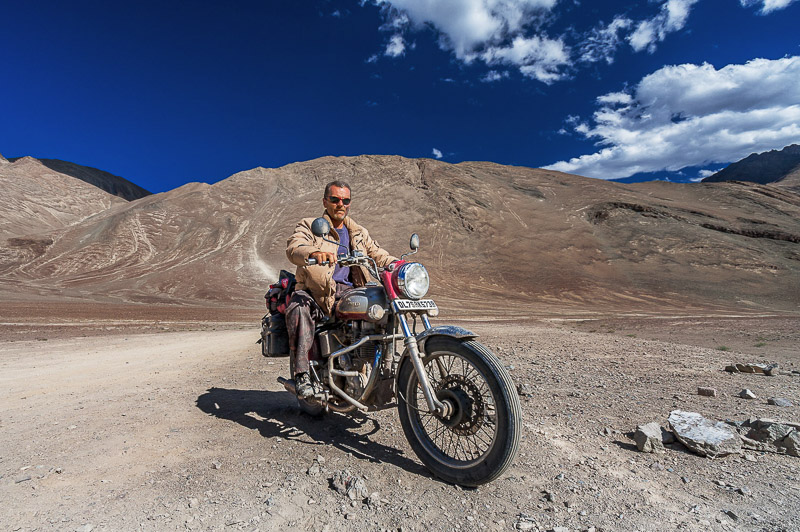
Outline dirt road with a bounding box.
[1,317,799,531]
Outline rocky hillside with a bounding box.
[0,155,128,240]
[1,155,798,313]
[703,144,800,187]
[7,156,151,200]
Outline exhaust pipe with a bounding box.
[277,376,296,395]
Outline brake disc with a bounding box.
[437,374,485,435]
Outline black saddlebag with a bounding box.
[261,313,290,357]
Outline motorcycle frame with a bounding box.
[320,301,478,419]
[297,226,478,417]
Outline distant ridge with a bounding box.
[7,156,150,201]
[702,144,800,186]
[0,156,128,239]
[1,155,799,313]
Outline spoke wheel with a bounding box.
[397,337,521,486]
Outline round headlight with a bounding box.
[397,262,429,299]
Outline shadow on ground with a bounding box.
[196,387,429,478]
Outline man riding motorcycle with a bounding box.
[285,180,397,398]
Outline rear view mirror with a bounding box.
[311,217,330,237]
[410,233,420,251]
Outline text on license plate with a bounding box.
[394,299,437,311]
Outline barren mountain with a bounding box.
[1,155,799,312]
[776,165,800,193]
[0,155,127,240]
[7,155,151,201]
[703,144,800,187]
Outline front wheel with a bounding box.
[397,337,521,486]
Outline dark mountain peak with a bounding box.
[7,156,151,201]
[703,144,800,185]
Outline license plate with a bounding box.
[394,299,437,311]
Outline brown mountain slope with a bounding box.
[0,155,127,240]
[776,165,800,192]
[28,158,152,200]
[6,155,150,200]
[1,155,798,313]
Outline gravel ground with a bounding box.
[1,314,798,532]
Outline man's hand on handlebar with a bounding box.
[308,251,336,265]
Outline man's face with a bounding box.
[323,185,351,224]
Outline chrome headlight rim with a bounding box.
[397,262,429,300]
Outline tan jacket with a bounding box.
[286,213,397,315]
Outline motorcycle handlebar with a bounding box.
[305,254,380,277]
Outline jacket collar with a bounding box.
[322,212,361,239]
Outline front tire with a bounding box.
[397,337,521,486]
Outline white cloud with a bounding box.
[544,56,800,179]
[365,0,795,82]
[372,0,569,82]
[629,0,699,53]
[596,92,633,106]
[579,17,632,64]
[740,0,799,13]
[481,69,509,82]
[385,34,406,56]
[690,168,723,182]
[432,148,443,159]
[480,35,569,83]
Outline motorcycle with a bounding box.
[270,217,522,486]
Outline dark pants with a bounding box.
[285,284,351,376]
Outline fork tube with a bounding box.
[396,313,446,415]
[421,314,432,330]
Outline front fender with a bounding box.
[397,325,479,369]
[395,325,480,390]
[415,325,478,352]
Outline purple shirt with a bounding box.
[332,226,352,286]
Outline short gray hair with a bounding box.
[324,180,351,198]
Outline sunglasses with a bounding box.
[327,196,351,205]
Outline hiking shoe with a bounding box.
[295,372,314,399]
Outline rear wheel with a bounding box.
[397,337,521,486]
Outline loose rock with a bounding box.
[514,513,537,531]
[729,418,800,457]
[739,389,757,399]
[767,397,793,407]
[367,492,381,508]
[668,410,742,458]
[330,469,368,501]
[634,422,665,453]
[517,383,534,397]
[725,363,779,375]
[697,387,717,397]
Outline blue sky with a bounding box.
[1,0,798,192]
